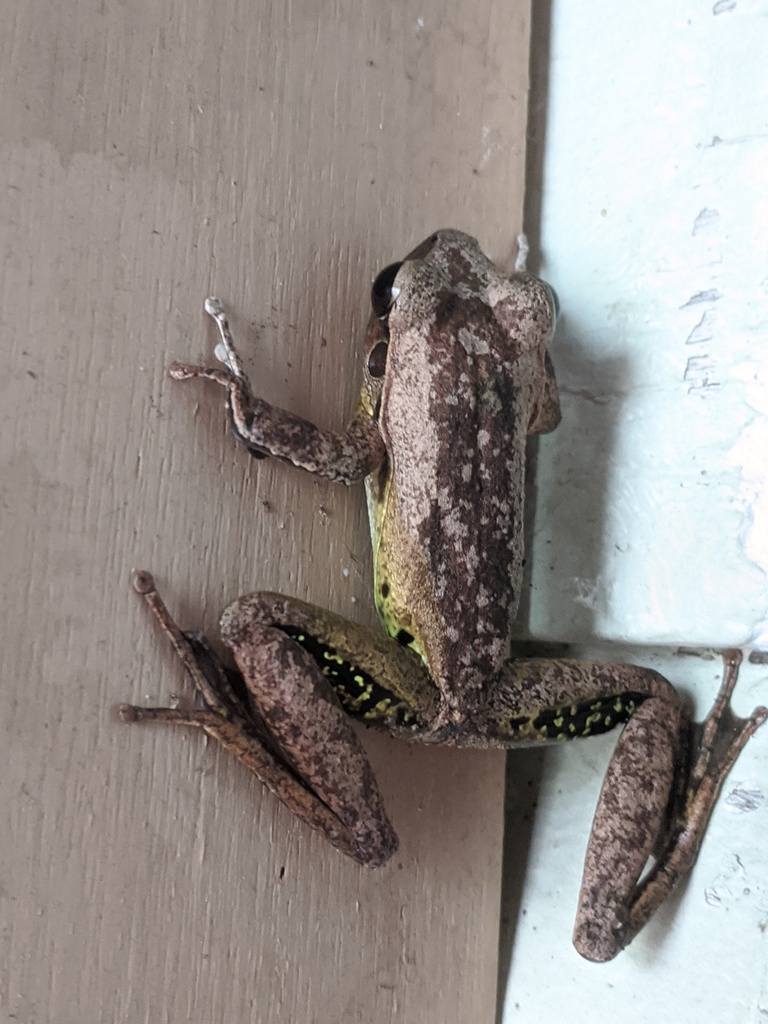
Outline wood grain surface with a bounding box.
[0,1,532,1020]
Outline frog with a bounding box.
[119,229,766,961]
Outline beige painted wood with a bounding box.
[0,2,532,1020]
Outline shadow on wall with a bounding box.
[497,0,633,1009]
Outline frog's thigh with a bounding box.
[573,693,681,962]
[219,593,408,867]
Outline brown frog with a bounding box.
[120,230,766,960]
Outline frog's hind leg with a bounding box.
[119,572,388,865]
[486,653,765,960]
[217,590,439,865]
[622,651,766,951]
[573,651,766,961]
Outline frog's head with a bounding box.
[361,229,559,431]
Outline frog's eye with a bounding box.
[371,262,402,319]
[366,340,389,379]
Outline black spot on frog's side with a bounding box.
[279,626,417,728]
[509,692,649,741]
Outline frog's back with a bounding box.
[367,232,556,697]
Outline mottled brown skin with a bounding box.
[121,230,766,960]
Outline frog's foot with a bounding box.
[169,361,236,386]
[203,295,250,381]
[168,295,252,393]
[628,651,766,924]
[119,571,384,865]
[690,649,767,791]
[588,650,766,961]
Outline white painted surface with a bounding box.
[529,0,768,649]
[501,1,768,1019]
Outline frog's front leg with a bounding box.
[169,297,385,483]
[485,656,766,961]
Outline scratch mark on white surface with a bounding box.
[684,354,722,396]
[685,309,718,345]
[703,132,768,148]
[725,785,765,813]
[570,577,600,610]
[680,289,721,308]
[712,0,736,13]
[692,208,720,234]
[704,854,747,908]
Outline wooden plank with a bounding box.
[0,1,532,1019]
